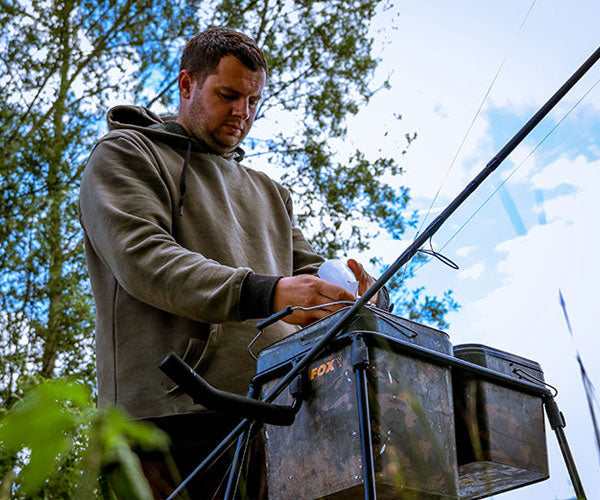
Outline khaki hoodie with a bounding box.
[79,106,323,419]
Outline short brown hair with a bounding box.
[180,28,268,85]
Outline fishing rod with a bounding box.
[162,44,600,499]
[260,43,600,409]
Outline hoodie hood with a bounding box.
[106,105,245,162]
[106,105,245,215]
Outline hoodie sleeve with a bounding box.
[79,134,254,324]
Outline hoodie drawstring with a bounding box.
[178,140,192,216]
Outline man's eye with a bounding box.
[220,93,235,100]
[250,99,260,107]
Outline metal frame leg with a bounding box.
[224,422,256,500]
[166,419,251,500]
[543,395,586,499]
[224,385,262,500]
[352,335,377,500]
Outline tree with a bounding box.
[0,0,457,412]
[0,0,211,407]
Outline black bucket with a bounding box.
[452,344,549,499]
[258,307,459,499]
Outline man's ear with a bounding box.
[178,70,194,99]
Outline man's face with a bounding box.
[178,55,266,153]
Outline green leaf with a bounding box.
[105,445,154,500]
[0,380,91,494]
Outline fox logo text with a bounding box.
[310,357,342,380]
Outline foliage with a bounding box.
[218,0,413,258]
[0,0,215,407]
[393,285,458,331]
[380,252,460,330]
[0,379,168,499]
[0,379,90,498]
[0,0,442,408]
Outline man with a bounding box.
[79,28,386,498]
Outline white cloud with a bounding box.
[455,245,477,258]
[346,4,600,493]
[458,262,484,280]
[532,154,599,192]
[350,0,600,208]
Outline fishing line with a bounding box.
[396,1,536,287]
[423,72,600,260]
[408,71,600,275]
[415,0,537,238]
[417,238,459,270]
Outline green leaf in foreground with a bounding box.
[1,379,170,499]
[0,379,90,494]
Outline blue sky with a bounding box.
[344,1,600,498]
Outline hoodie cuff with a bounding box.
[239,273,282,320]
[375,286,392,311]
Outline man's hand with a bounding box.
[347,258,378,304]
[273,275,356,326]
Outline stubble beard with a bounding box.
[188,99,245,154]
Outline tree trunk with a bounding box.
[40,2,73,378]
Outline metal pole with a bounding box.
[224,385,261,500]
[352,335,377,500]
[543,395,586,499]
[166,419,251,500]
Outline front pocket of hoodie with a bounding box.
[166,324,222,397]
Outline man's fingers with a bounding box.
[273,275,356,327]
[347,258,378,303]
[272,262,383,328]
[347,258,363,278]
[315,277,356,303]
[283,307,331,327]
[347,258,372,287]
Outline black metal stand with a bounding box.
[168,419,251,499]
[162,329,588,499]
[543,395,586,499]
[224,386,261,500]
[223,421,261,500]
[351,335,376,500]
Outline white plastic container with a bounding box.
[318,260,359,297]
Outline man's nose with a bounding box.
[232,98,250,120]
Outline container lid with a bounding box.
[454,343,543,373]
[256,306,452,376]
